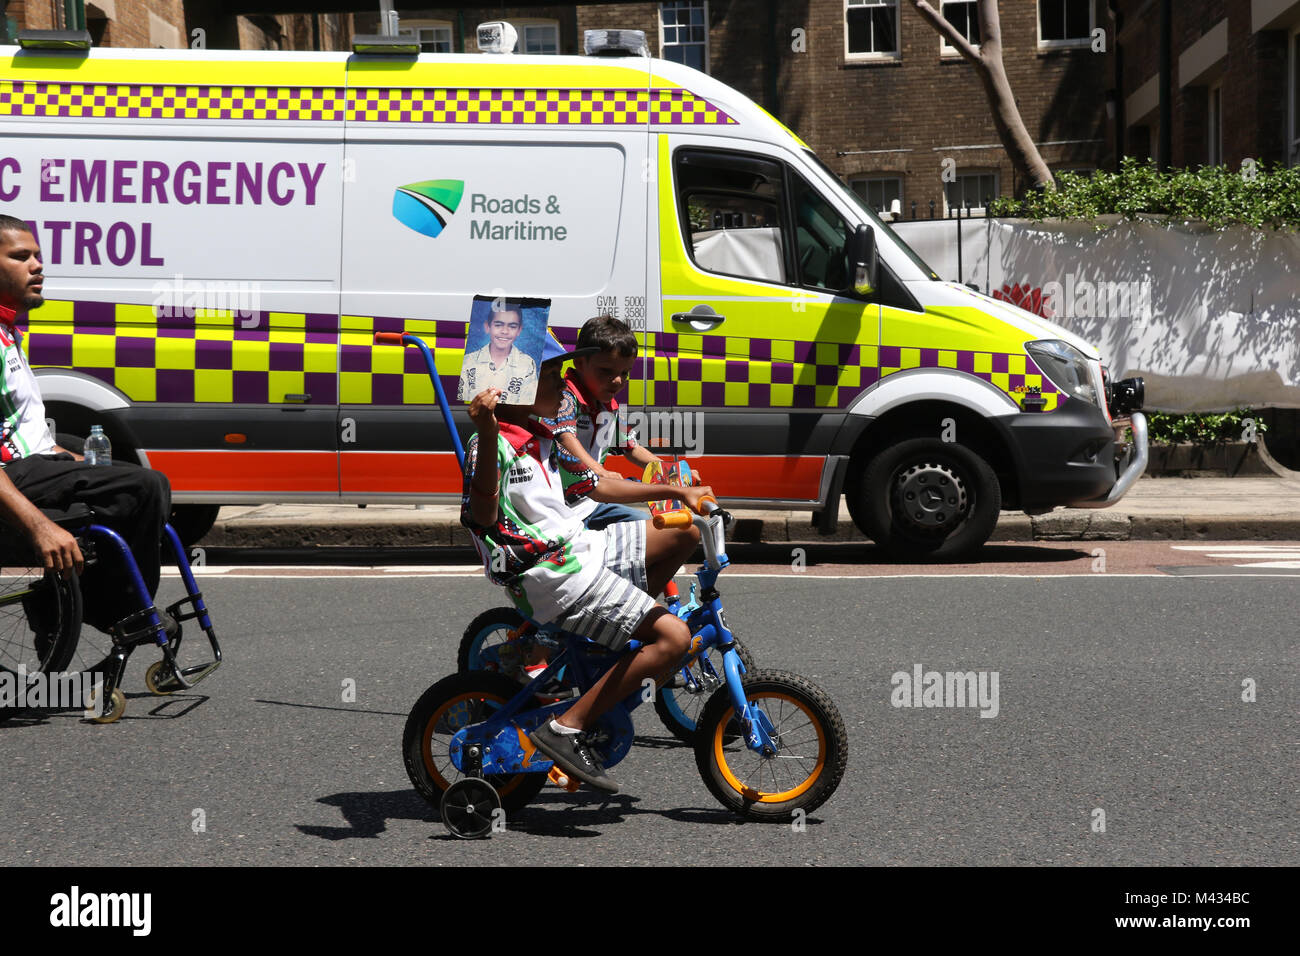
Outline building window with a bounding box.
[1208,82,1223,166]
[398,21,454,53]
[1290,27,1300,166]
[945,170,998,214]
[850,176,904,217]
[661,2,709,72]
[846,0,900,59]
[523,22,560,54]
[1038,0,1092,48]
[941,1,980,53]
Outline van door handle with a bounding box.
[671,304,726,331]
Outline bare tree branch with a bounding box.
[907,0,1055,192]
[911,0,980,61]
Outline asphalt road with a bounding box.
[1,563,1295,867]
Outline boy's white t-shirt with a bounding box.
[0,321,58,464]
[460,418,607,623]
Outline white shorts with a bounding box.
[550,518,656,650]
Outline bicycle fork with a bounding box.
[694,593,779,758]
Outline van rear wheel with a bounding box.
[857,438,1000,561]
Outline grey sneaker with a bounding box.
[528,721,619,794]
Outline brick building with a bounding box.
[0,1,354,51]
[1113,0,1300,169]
[354,2,1111,217]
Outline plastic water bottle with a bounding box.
[84,425,111,466]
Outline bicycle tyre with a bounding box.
[653,638,755,743]
[694,669,848,821]
[457,606,528,674]
[402,671,549,814]
[0,567,83,723]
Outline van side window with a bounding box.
[674,150,788,284]
[790,174,851,293]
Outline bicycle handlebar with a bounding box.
[374,332,406,346]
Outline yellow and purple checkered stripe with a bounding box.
[26,301,1059,412]
[554,328,1064,411]
[0,80,734,125]
[24,300,472,406]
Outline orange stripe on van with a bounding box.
[340,452,463,495]
[145,450,337,494]
[606,455,824,501]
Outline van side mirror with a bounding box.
[849,224,878,297]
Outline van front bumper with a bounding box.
[995,401,1148,512]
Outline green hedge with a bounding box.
[989,158,1300,229]
[1142,408,1267,446]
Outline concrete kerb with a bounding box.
[204,507,1300,548]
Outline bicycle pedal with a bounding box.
[547,766,581,793]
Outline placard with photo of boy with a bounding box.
[458,295,550,404]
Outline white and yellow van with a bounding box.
[0,26,1145,556]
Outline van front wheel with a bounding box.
[858,438,1000,560]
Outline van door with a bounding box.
[651,134,879,504]
[337,58,650,500]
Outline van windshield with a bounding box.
[804,150,939,281]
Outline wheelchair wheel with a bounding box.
[654,638,754,743]
[694,669,848,821]
[403,671,548,815]
[0,567,83,722]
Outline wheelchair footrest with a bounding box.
[150,659,221,694]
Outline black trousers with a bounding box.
[4,454,172,632]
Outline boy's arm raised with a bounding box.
[466,388,503,527]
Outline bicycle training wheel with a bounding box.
[402,671,548,814]
[694,669,847,821]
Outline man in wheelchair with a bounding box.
[0,215,173,637]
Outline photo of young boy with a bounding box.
[458,296,549,404]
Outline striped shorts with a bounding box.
[551,518,656,650]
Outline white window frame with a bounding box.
[849,175,905,218]
[503,19,560,55]
[1208,81,1223,166]
[1037,0,1095,50]
[659,1,710,74]
[944,169,999,215]
[845,0,902,62]
[397,19,454,53]
[940,0,980,56]
[1289,25,1300,167]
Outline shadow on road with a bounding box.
[300,785,828,841]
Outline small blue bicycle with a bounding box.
[376,331,847,837]
[403,495,848,836]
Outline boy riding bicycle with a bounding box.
[462,330,714,793]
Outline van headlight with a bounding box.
[1026,340,1099,406]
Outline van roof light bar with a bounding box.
[584,29,650,57]
[352,34,420,55]
[17,30,92,51]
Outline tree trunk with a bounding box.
[908,0,1055,192]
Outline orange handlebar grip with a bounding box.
[696,495,718,514]
[653,509,694,530]
[374,332,405,346]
